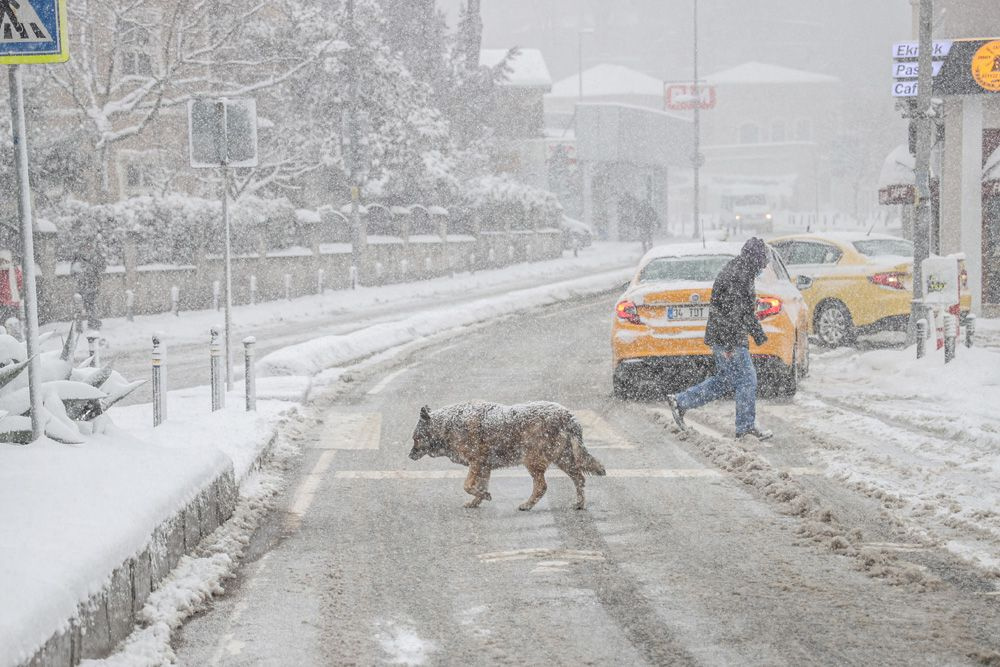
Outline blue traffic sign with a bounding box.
[0,0,68,64]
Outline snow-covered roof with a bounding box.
[480,48,552,89]
[643,241,743,262]
[705,62,839,86]
[878,144,915,188]
[548,64,664,98]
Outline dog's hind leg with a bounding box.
[555,460,587,510]
[518,463,548,511]
[463,463,491,508]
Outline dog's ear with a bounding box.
[419,405,431,421]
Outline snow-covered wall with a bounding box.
[38,231,563,322]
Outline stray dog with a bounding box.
[408,401,606,511]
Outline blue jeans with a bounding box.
[675,346,757,433]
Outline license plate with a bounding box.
[665,304,707,320]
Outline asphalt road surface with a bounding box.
[173,294,1000,666]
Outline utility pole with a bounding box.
[908,0,934,343]
[346,0,364,285]
[692,0,703,242]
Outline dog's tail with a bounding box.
[568,417,606,476]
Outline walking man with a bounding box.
[666,237,773,440]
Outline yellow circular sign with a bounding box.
[971,40,1000,92]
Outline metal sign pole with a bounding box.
[8,64,43,442]
[222,165,233,390]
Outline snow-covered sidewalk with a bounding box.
[0,250,637,666]
[791,338,1000,575]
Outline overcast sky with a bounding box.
[437,1,912,93]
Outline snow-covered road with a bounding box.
[165,294,1000,665]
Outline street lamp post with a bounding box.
[692,0,703,242]
[908,0,934,344]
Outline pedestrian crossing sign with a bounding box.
[0,0,68,64]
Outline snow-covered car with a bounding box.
[559,216,594,250]
[611,242,810,398]
[769,232,973,347]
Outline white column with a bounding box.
[961,97,984,313]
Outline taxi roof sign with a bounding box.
[0,0,68,64]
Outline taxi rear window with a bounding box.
[852,239,912,257]
[639,255,732,283]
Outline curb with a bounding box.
[25,468,239,666]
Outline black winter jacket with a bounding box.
[703,239,769,349]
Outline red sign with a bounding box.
[879,184,915,205]
[665,84,717,110]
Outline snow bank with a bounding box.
[802,343,1000,574]
[0,385,299,666]
[257,268,632,377]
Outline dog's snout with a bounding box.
[408,450,422,461]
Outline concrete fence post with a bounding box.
[249,275,258,305]
[349,265,358,290]
[284,273,292,301]
[170,285,180,317]
[317,268,325,295]
[212,280,221,312]
[916,319,927,359]
[210,327,225,411]
[243,336,256,412]
[152,333,166,426]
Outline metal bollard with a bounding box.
[152,334,166,426]
[73,293,84,333]
[284,273,292,301]
[86,333,100,368]
[249,275,257,305]
[916,318,927,359]
[243,336,257,412]
[944,314,956,364]
[171,285,180,316]
[125,289,135,322]
[212,280,221,311]
[210,327,225,411]
[317,268,325,295]
[966,313,976,348]
[349,265,358,289]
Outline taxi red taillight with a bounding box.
[869,271,906,290]
[615,300,641,324]
[756,297,782,320]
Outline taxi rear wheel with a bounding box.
[815,301,856,348]
[776,342,800,397]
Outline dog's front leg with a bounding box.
[463,463,491,508]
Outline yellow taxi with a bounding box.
[611,242,810,398]
[768,232,973,347]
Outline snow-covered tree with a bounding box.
[37,0,339,201]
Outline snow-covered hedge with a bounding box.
[462,174,561,231]
[48,196,306,265]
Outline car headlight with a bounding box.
[765,213,773,220]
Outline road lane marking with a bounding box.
[367,366,412,395]
[477,548,604,563]
[289,450,337,517]
[314,411,381,450]
[574,409,634,449]
[863,542,928,552]
[332,467,819,480]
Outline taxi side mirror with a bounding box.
[795,275,813,290]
